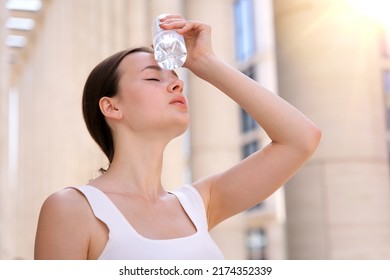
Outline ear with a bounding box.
[99,97,123,120]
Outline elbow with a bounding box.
[302,123,322,155]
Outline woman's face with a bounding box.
[113,52,190,138]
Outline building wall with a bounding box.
[273,0,390,259]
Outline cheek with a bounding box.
[135,94,164,115]
[120,84,162,112]
[121,93,166,126]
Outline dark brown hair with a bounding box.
[82,47,153,167]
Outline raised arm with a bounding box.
[160,16,321,229]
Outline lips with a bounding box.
[169,95,187,107]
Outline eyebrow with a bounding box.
[141,65,178,78]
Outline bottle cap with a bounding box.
[152,14,168,35]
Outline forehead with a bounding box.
[117,51,178,78]
[118,52,156,75]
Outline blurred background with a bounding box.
[1,0,390,260]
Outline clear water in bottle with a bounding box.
[152,15,187,70]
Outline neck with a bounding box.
[96,132,169,200]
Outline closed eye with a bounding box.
[145,78,160,82]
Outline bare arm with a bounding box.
[192,55,321,228]
[159,16,321,229]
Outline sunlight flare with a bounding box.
[348,0,390,26]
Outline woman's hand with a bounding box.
[158,15,215,72]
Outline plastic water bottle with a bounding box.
[152,14,187,70]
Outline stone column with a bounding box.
[0,4,9,259]
[273,0,390,259]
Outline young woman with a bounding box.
[34,15,321,259]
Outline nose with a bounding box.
[168,79,184,94]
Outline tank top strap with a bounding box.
[69,185,129,234]
[170,185,209,232]
[70,185,209,235]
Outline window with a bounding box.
[243,64,256,79]
[242,140,259,159]
[246,228,267,260]
[384,70,390,94]
[236,3,262,212]
[380,28,390,58]
[241,109,257,133]
[386,108,390,131]
[384,71,390,130]
[8,88,19,188]
[234,0,256,61]
[247,201,263,212]
[387,142,390,171]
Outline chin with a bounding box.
[170,116,190,138]
[176,120,190,135]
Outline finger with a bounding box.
[176,21,194,34]
[158,15,186,28]
[159,17,186,26]
[159,14,185,22]
[159,18,188,31]
[176,20,203,35]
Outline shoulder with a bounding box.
[40,188,91,217]
[37,187,98,231]
[35,188,95,259]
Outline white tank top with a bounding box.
[72,185,225,260]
